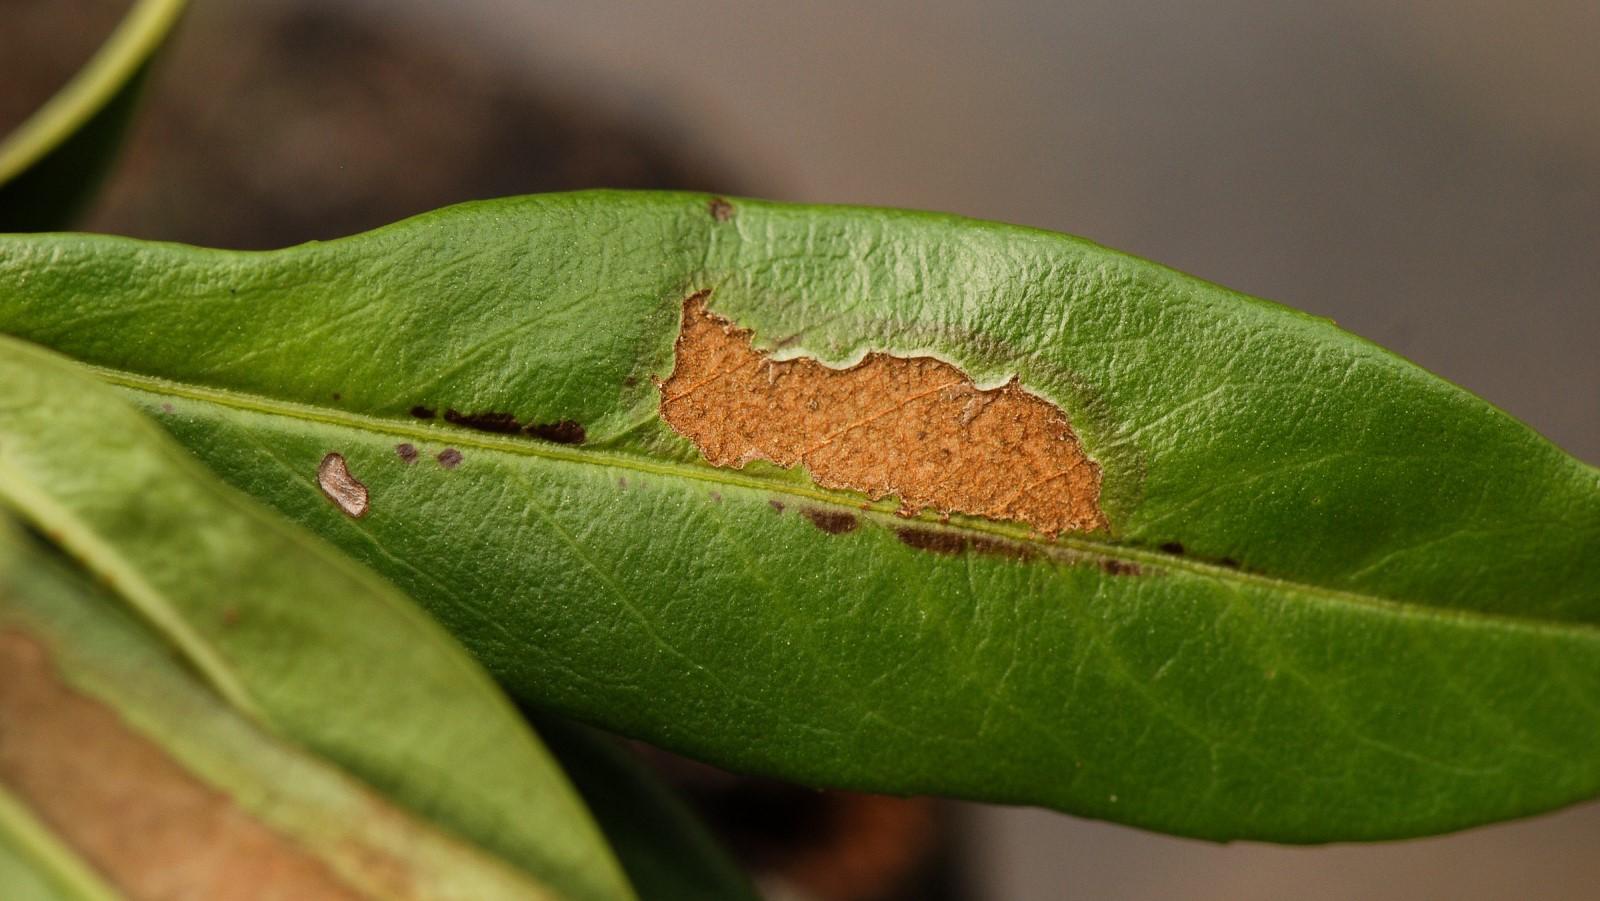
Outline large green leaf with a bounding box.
[2,191,1598,842]
[0,520,561,900]
[0,336,633,899]
[0,0,187,231]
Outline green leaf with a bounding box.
[0,0,186,230]
[0,781,119,901]
[535,715,759,901]
[0,520,560,900]
[0,337,633,899]
[2,191,1598,842]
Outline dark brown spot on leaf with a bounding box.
[527,420,586,444]
[769,499,786,513]
[317,453,369,518]
[1100,559,1141,576]
[160,402,174,415]
[895,527,966,555]
[709,196,735,221]
[622,375,640,388]
[967,535,1038,561]
[395,443,418,464]
[1219,557,1241,569]
[1159,541,1185,555]
[660,294,1107,536]
[436,448,463,469]
[802,508,859,534]
[409,405,436,419]
[444,408,522,434]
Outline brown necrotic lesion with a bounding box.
[658,294,1107,536]
[317,453,370,518]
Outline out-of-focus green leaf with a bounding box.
[1,192,1598,842]
[0,337,633,899]
[0,780,119,901]
[0,0,187,230]
[0,519,562,900]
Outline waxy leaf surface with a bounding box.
[2,191,1599,841]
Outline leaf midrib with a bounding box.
[90,363,1600,642]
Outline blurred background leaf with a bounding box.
[0,0,186,231]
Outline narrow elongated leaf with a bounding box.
[2,191,1598,841]
[0,0,187,230]
[0,521,557,900]
[0,337,632,899]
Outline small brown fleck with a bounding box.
[395,443,418,464]
[331,392,342,401]
[527,420,586,444]
[802,508,859,534]
[220,606,242,627]
[436,448,463,469]
[617,477,628,488]
[1099,559,1141,576]
[622,375,640,388]
[1159,541,1185,555]
[317,453,369,518]
[1219,557,1241,569]
[708,197,735,222]
[159,402,174,415]
[895,527,966,555]
[769,499,786,513]
[409,405,436,419]
[709,491,723,503]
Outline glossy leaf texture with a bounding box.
[0,520,569,900]
[0,0,187,231]
[3,191,1599,842]
[0,337,633,899]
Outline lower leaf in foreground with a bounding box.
[0,336,633,899]
[0,522,556,900]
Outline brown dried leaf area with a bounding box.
[0,629,367,900]
[659,295,1108,536]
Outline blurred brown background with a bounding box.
[6,1,1599,898]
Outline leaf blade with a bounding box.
[2,192,1598,841]
[0,520,560,900]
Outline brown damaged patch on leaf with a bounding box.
[527,420,586,445]
[802,508,859,534]
[317,453,369,518]
[660,294,1108,536]
[0,629,368,900]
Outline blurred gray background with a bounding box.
[8,1,1599,898]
